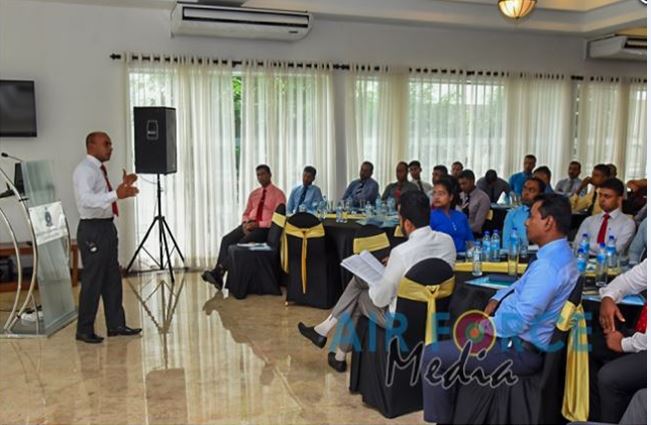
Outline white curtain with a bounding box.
[126,56,238,269]
[505,74,573,181]
[345,66,408,190]
[575,78,626,175]
[623,81,647,181]
[408,71,507,178]
[239,61,336,206]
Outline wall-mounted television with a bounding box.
[0,80,37,137]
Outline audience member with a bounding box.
[408,160,432,194]
[573,178,635,255]
[458,169,491,235]
[432,164,449,184]
[607,163,618,179]
[429,177,474,252]
[342,161,380,206]
[571,163,611,214]
[202,165,286,289]
[533,165,554,194]
[555,160,584,196]
[627,218,646,264]
[508,154,537,195]
[502,177,544,250]
[451,161,464,178]
[381,161,419,204]
[286,166,323,214]
[476,169,511,203]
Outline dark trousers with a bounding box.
[597,351,647,423]
[421,339,543,424]
[214,225,269,272]
[76,219,125,334]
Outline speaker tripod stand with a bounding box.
[126,174,185,283]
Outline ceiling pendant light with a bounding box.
[498,0,537,20]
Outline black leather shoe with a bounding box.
[107,326,142,337]
[328,352,347,373]
[298,322,327,349]
[76,333,104,344]
[201,270,223,290]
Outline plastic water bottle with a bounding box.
[490,230,501,262]
[576,248,588,276]
[387,197,396,213]
[298,204,307,213]
[375,195,382,212]
[482,231,491,262]
[365,202,374,218]
[579,233,590,255]
[519,235,528,263]
[345,197,353,213]
[595,243,607,287]
[508,229,520,276]
[472,242,482,277]
[606,235,619,271]
[335,202,344,223]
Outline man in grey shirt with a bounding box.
[458,169,491,235]
[342,161,380,207]
[555,160,584,196]
[381,161,419,204]
[476,169,510,203]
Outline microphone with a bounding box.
[1,152,24,162]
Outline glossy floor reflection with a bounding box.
[0,272,423,424]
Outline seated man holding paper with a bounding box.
[297,191,456,372]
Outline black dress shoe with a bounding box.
[76,333,104,344]
[298,322,327,349]
[201,270,223,290]
[107,326,142,337]
[328,352,347,373]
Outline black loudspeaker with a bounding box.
[134,107,177,174]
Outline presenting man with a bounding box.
[287,166,322,214]
[73,131,141,344]
[573,178,635,255]
[342,161,379,207]
[422,194,580,424]
[297,191,455,372]
[202,165,285,289]
[508,154,537,196]
[408,160,432,194]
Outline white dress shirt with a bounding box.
[369,226,456,313]
[573,208,636,255]
[599,260,647,353]
[73,155,117,219]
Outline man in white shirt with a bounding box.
[72,132,140,344]
[408,160,433,194]
[596,259,647,423]
[573,178,635,255]
[297,191,456,372]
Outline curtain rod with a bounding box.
[109,53,647,82]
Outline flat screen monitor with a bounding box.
[0,80,37,137]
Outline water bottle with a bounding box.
[576,248,588,276]
[375,195,382,212]
[482,231,491,262]
[595,243,607,287]
[490,230,501,262]
[365,202,374,218]
[345,197,352,213]
[606,235,619,272]
[335,202,344,223]
[508,229,520,276]
[472,242,482,277]
[387,197,396,213]
[519,235,528,263]
[579,233,590,255]
[298,204,307,213]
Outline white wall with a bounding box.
[0,0,645,252]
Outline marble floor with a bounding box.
[0,272,423,424]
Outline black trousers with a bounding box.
[76,219,125,334]
[597,351,647,423]
[214,225,269,271]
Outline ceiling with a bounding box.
[33,0,648,36]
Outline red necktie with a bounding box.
[634,303,647,333]
[597,213,610,244]
[395,185,401,202]
[255,188,267,223]
[100,164,119,216]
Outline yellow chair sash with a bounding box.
[454,261,527,274]
[353,233,390,254]
[556,300,589,422]
[394,225,404,238]
[272,213,288,272]
[272,212,286,228]
[283,222,326,294]
[397,276,455,346]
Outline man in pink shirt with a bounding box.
[202,164,286,289]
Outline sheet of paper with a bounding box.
[341,250,385,287]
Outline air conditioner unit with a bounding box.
[588,35,647,61]
[171,2,312,41]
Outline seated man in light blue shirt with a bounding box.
[508,154,536,195]
[534,166,555,194]
[342,161,380,207]
[502,177,544,250]
[422,193,579,424]
[627,217,646,264]
[287,166,323,214]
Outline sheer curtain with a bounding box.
[239,61,336,206]
[126,56,238,269]
[575,78,626,175]
[408,71,507,177]
[505,74,573,180]
[345,66,408,189]
[623,81,647,180]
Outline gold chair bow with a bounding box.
[353,233,390,255]
[283,222,325,294]
[397,276,455,346]
[556,300,589,422]
[272,212,289,273]
[454,261,527,274]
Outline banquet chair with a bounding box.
[352,224,391,260]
